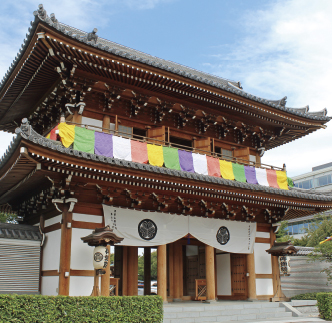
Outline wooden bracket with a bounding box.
[221,203,236,219]
[151,192,168,211]
[199,200,215,217]
[176,196,192,214]
[241,206,255,221]
[124,188,142,208]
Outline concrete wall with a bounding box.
[281,256,332,297]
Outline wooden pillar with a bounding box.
[173,241,182,301]
[122,246,128,296]
[168,244,174,298]
[101,245,111,296]
[247,252,257,300]
[144,247,151,295]
[102,115,110,133]
[72,110,82,124]
[58,204,72,295]
[127,246,138,296]
[157,244,167,302]
[205,245,216,301]
[271,228,279,295]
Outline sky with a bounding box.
[0,0,331,177]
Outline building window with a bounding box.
[81,117,103,132]
[169,136,192,150]
[294,179,313,189]
[315,174,332,187]
[118,125,133,138]
[215,147,233,161]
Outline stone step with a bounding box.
[163,303,293,323]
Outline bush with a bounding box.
[0,294,163,323]
[291,292,318,300]
[317,293,332,320]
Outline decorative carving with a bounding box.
[103,84,123,111]
[216,117,229,139]
[196,111,217,134]
[50,13,59,29]
[151,192,168,211]
[124,188,141,208]
[177,105,196,128]
[176,196,192,214]
[80,28,98,44]
[130,92,149,117]
[221,203,236,219]
[241,206,255,221]
[34,4,48,21]
[252,126,265,149]
[153,98,173,123]
[199,200,215,216]
[234,122,249,144]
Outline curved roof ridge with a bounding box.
[306,108,327,117]
[287,105,309,113]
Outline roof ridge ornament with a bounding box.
[33,4,48,22]
[80,28,98,44]
[267,96,287,108]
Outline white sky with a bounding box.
[1,0,331,177]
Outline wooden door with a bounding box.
[186,256,198,296]
[194,137,210,153]
[147,126,165,145]
[233,147,250,162]
[230,254,247,299]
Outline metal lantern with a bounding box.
[93,245,109,270]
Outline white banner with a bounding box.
[103,205,256,253]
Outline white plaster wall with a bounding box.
[42,230,61,271]
[69,276,94,296]
[72,213,103,223]
[71,228,94,270]
[216,254,232,295]
[45,215,62,227]
[41,276,59,296]
[256,232,270,239]
[256,278,273,296]
[254,243,272,274]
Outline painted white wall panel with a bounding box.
[69,276,94,296]
[72,213,103,223]
[256,232,270,239]
[42,230,61,270]
[216,254,232,295]
[256,278,273,296]
[254,243,272,274]
[45,215,61,227]
[71,228,94,270]
[41,276,59,296]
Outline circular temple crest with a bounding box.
[216,226,230,245]
[94,252,103,262]
[138,219,157,240]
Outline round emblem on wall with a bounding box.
[138,219,157,240]
[94,252,103,262]
[216,226,230,245]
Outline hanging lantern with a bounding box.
[93,245,109,270]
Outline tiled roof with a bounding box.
[13,118,332,202]
[293,246,314,256]
[0,223,42,241]
[0,4,330,122]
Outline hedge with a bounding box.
[317,293,332,320]
[0,295,163,323]
[291,292,318,300]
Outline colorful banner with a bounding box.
[147,144,164,167]
[95,132,113,157]
[56,123,291,190]
[219,160,235,180]
[178,150,194,173]
[73,127,95,154]
[232,163,246,183]
[163,146,180,170]
[131,140,148,164]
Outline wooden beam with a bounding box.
[144,247,151,296]
[205,245,216,301]
[157,244,167,302]
[101,245,111,296]
[247,252,257,300]
[127,246,138,296]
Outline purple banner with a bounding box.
[244,166,258,185]
[178,150,194,173]
[94,132,113,157]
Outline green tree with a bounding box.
[138,250,158,281]
[305,214,332,281]
[276,221,290,242]
[0,212,17,223]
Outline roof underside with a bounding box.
[0,6,330,149]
